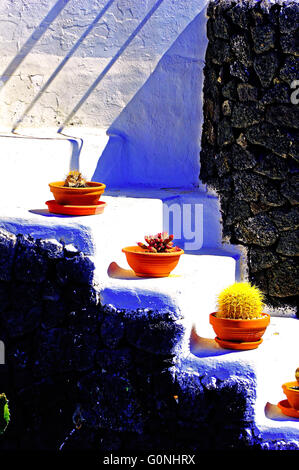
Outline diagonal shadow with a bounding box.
[91,7,208,188]
[12,0,116,132]
[0,0,70,89]
[58,0,165,133]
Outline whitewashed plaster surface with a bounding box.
[0,0,208,188]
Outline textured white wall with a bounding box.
[0,0,208,188]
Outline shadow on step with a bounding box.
[108,262,141,280]
[265,402,299,423]
[190,326,239,358]
[29,209,76,218]
[107,261,182,280]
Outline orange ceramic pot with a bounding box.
[282,382,299,410]
[49,181,106,205]
[209,312,270,349]
[122,246,184,278]
[46,200,106,216]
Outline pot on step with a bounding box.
[282,381,299,410]
[49,181,106,205]
[209,312,270,350]
[122,245,184,278]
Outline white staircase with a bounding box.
[1,131,298,447]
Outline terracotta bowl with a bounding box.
[49,181,106,205]
[122,246,184,278]
[209,312,270,343]
[282,381,299,410]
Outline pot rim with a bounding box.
[209,312,270,326]
[49,181,106,191]
[122,245,184,256]
[282,381,299,391]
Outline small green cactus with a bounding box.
[137,232,181,253]
[0,394,10,435]
[64,170,87,188]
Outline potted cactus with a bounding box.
[209,282,270,350]
[122,232,184,277]
[47,170,106,215]
[0,393,10,435]
[49,170,106,205]
[279,368,299,417]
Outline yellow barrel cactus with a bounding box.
[216,282,264,320]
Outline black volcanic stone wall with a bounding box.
[2,228,298,451]
[200,0,299,314]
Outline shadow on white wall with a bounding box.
[92,9,208,189]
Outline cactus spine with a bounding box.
[216,282,264,320]
[64,170,87,188]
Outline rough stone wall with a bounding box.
[2,228,297,451]
[200,0,299,314]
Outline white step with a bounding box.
[190,316,299,444]
[0,193,235,334]
[1,194,297,446]
[0,130,109,208]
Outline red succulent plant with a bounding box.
[137,232,181,253]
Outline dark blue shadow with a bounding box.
[190,327,240,358]
[91,7,208,189]
[29,209,77,218]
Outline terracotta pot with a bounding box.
[209,312,270,349]
[282,381,299,410]
[46,200,106,216]
[49,181,106,205]
[122,246,184,278]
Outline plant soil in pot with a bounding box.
[209,282,270,350]
[122,232,184,278]
[49,171,106,206]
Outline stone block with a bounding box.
[0,229,16,281]
[231,34,252,66]
[123,308,186,357]
[14,234,48,283]
[254,153,288,180]
[270,207,299,231]
[279,3,299,34]
[77,370,145,434]
[237,83,258,102]
[234,214,279,247]
[249,246,279,272]
[267,258,299,297]
[231,102,264,128]
[266,105,299,130]
[217,119,234,146]
[280,55,299,85]
[254,52,279,88]
[276,230,299,257]
[56,253,95,285]
[251,24,275,54]
[100,311,125,349]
